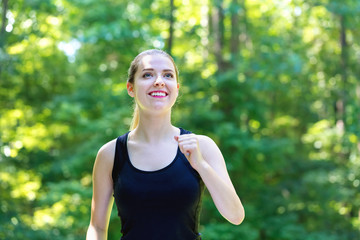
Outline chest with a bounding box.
[114,153,202,212]
[127,140,179,171]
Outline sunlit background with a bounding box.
[1,0,360,239]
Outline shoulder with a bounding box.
[95,138,117,166]
[180,129,219,149]
[92,138,118,182]
[197,135,218,149]
[197,134,225,163]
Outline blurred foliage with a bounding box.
[1,0,360,239]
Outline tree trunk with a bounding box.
[358,85,360,152]
[0,0,9,48]
[230,0,240,62]
[211,0,225,72]
[336,14,348,131]
[167,0,175,55]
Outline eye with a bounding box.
[164,73,174,78]
[142,72,153,78]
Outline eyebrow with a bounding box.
[142,68,174,72]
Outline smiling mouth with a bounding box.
[149,91,168,97]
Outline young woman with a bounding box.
[86,49,244,240]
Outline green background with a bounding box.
[1,0,360,239]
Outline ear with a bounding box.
[127,82,135,97]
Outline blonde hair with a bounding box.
[127,49,179,130]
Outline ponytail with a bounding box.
[130,104,139,130]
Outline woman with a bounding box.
[86,49,244,240]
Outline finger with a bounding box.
[176,137,197,145]
[176,134,196,141]
[180,148,191,159]
[180,144,197,156]
[178,143,189,154]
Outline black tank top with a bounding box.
[112,128,205,240]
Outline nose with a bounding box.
[153,75,165,87]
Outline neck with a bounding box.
[131,110,178,143]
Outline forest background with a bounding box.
[1,0,360,239]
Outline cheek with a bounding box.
[173,85,179,100]
[133,81,147,93]
[170,82,179,94]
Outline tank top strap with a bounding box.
[178,128,203,181]
[112,131,130,185]
[179,127,192,135]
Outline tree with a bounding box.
[1,0,359,239]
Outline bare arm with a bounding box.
[86,140,116,240]
[175,134,245,225]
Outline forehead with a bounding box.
[138,54,175,71]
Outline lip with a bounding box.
[148,90,168,98]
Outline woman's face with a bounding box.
[127,54,179,114]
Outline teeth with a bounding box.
[151,92,166,96]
